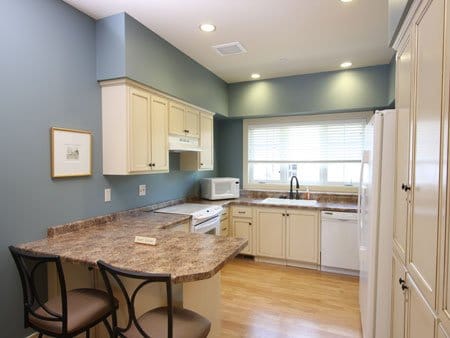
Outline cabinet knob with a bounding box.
[282,213,285,216]
[286,213,290,217]
[401,284,409,291]
[152,163,156,167]
[148,163,152,167]
[401,183,411,191]
[399,277,405,285]
[200,163,204,166]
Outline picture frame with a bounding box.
[50,127,92,178]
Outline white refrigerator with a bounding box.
[358,110,396,338]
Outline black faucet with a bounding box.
[289,175,300,199]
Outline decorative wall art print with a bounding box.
[50,127,92,178]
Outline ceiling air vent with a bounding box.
[212,42,247,56]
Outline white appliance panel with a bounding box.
[358,110,395,338]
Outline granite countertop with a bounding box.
[16,212,247,284]
[191,197,358,213]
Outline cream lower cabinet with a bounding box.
[255,208,320,266]
[220,207,229,237]
[391,253,407,338]
[231,206,254,255]
[101,80,169,175]
[406,275,437,338]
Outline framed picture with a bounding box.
[50,127,92,178]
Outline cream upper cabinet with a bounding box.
[199,112,214,170]
[256,208,285,259]
[408,0,445,308]
[168,101,186,136]
[149,95,169,171]
[180,111,214,171]
[185,107,200,138]
[101,81,169,175]
[128,87,152,172]
[255,207,319,266]
[286,209,320,265]
[393,34,413,263]
[168,101,200,138]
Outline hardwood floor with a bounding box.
[220,257,362,338]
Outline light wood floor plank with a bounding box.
[220,257,362,338]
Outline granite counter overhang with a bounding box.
[16,212,248,284]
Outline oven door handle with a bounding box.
[194,215,220,232]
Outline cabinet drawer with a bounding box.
[232,206,252,218]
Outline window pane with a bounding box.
[327,162,361,186]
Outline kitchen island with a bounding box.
[16,210,247,338]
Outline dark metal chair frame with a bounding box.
[9,246,114,338]
[97,260,174,338]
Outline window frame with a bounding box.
[242,111,373,192]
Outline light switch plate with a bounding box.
[104,188,111,202]
[139,184,146,196]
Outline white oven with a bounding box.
[155,203,223,235]
[200,177,240,200]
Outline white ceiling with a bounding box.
[64,0,394,83]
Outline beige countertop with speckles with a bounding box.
[15,211,247,284]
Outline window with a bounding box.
[243,112,371,190]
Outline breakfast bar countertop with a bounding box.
[15,211,247,284]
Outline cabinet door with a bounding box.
[406,275,436,338]
[256,208,285,259]
[168,102,185,136]
[199,113,214,170]
[409,0,445,308]
[185,108,200,138]
[220,218,229,237]
[150,95,169,171]
[233,219,253,255]
[391,253,407,338]
[286,210,319,264]
[128,87,151,172]
[394,34,413,262]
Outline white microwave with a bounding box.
[200,178,240,200]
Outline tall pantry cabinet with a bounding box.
[391,0,449,337]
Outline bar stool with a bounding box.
[9,246,116,338]
[97,260,211,338]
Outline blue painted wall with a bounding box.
[96,13,228,116]
[216,119,244,185]
[227,65,392,118]
[388,57,396,106]
[0,1,215,336]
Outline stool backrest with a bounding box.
[97,260,173,338]
[9,246,68,333]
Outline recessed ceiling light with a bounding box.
[199,23,216,32]
[340,61,352,68]
[251,73,261,79]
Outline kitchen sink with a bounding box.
[261,197,318,206]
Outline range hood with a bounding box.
[168,135,202,152]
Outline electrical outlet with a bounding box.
[104,188,111,202]
[139,184,146,196]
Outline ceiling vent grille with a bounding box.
[212,42,247,56]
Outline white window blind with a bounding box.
[245,114,369,188]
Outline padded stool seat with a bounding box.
[124,307,211,338]
[29,288,111,335]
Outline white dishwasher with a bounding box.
[320,211,359,276]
